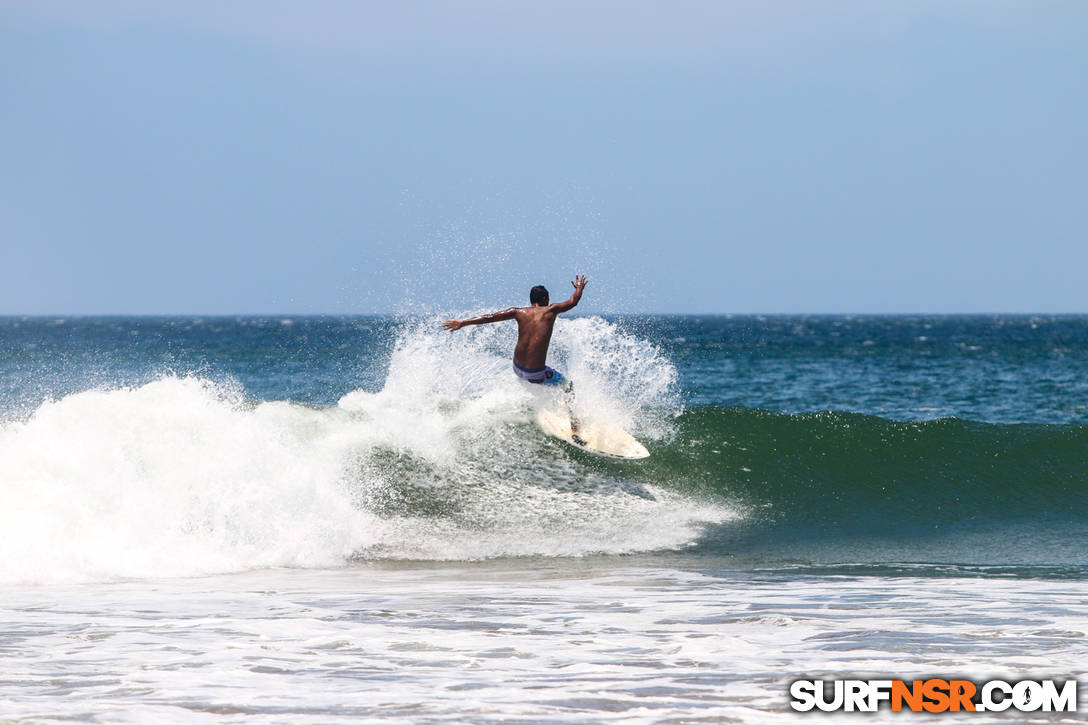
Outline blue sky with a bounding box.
[3,1,1086,314]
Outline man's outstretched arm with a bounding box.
[549,274,588,314]
[442,307,518,331]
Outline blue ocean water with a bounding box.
[2,314,1086,723]
[1,314,1085,578]
[6,314,1087,421]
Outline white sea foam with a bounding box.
[0,318,730,584]
[0,377,378,584]
[3,567,1085,723]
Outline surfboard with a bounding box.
[535,406,650,459]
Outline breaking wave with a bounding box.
[0,318,728,584]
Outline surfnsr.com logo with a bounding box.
[790,679,1078,713]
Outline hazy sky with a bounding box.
[3,1,1086,314]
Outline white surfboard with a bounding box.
[535,406,650,459]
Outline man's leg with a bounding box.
[563,380,586,445]
[544,368,585,445]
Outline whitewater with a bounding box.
[0,317,726,585]
[1,315,1085,722]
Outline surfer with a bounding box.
[442,274,586,384]
[442,274,587,436]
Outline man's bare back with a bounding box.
[510,305,559,369]
[442,275,588,373]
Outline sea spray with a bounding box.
[550,316,681,439]
[0,318,730,584]
[0,377,377,584]
[336,316,725,560]
[367,314,682,438]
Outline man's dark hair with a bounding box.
[530,285,549,305]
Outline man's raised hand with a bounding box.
[442,319,463,331]
[571,274,588,290]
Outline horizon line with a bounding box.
[2,311,1086,318]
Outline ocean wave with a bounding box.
[649,406,1088,526]
[0,317,726,584]
[4,315,1084,585]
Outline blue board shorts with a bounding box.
[512,359,565,386]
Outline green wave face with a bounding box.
[636,406,1088,572]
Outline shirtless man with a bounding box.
[442,274,587,390]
